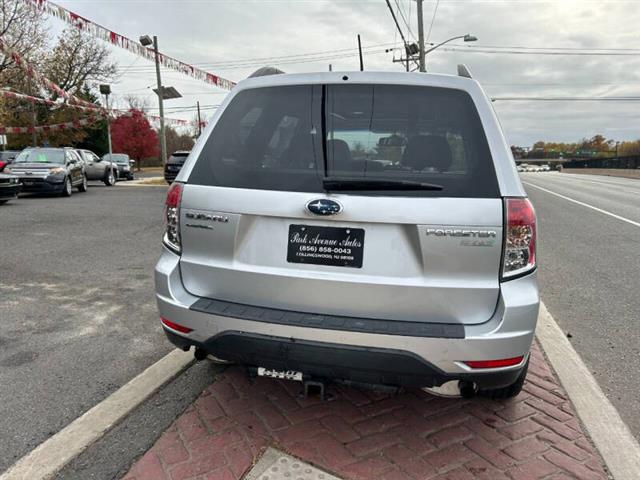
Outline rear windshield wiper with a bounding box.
[322,177,443,191]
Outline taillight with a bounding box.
[502,197,536,279]
[0,161,6,170]
[164,182,183,254]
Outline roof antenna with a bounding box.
[358,34,364,71]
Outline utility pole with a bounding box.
[197,101,202,137]
[416,0,426,72]
[329,64,332,71]
[100,85,113,158]
[153,36,167,164]
[28,76,37,146]
[357,34,364,71]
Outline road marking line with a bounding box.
[536,302,640,480]
[0,349,194,480]
[532,173,640,194]
[524,182,640,228]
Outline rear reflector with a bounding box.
[463,356,524,369]
[160,317,192,334]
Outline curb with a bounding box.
[0,349,194,480]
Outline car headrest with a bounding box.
[401,135,453,172]
[326,139,353,172]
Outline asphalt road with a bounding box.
[522,172,640,439]
[0,183,189,472]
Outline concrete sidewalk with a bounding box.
[122,343,609,480]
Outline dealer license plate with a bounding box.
[287,224,365,268]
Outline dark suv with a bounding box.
[6,148,87,196]
[164,151,190,184]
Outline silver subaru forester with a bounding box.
[155,67,539,399]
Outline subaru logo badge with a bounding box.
[306,199,342,216]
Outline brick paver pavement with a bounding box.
[122,343,610,480]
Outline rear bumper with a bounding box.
[155,248,539,388]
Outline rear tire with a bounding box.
[479,358,529,400]
[78,175,88,192]
[61,176,73,197]
[104,169,116,186]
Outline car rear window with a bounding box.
[189,84,499,197]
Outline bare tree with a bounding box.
[123,95,151,113]
[0,0,48,74]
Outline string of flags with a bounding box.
[0,45,198,132]
[0,116,101,135]
[26,0,236,91]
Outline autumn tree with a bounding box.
[111,109,159,169]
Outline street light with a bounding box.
[421,34,478,72]
[139,34,181,166]
[99,84,113,159]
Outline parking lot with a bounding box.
[0,183,176,470]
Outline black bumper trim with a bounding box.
[190,297,464,339]
[164,329,522,389]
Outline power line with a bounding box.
[119,43,396,72]
[393,0,415,40]
[425,0,440,44]
[384,0,410,48]
[492,96,640,101]
[440,46,640,56]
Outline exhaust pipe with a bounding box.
[458,381,477,399]
[194,347,208,361]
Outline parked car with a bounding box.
[6,147,87,196]
[155,69,538,399]
[0,150,21,172]
[103,153,134,180]
[76,149,117,186]
[0,172,21,204]
[541,164,551,172]
[164,151,190,184]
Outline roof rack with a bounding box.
[457,64,473,79]
[248,66,286,78]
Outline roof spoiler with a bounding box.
[457,64,473,79]
[248,66,286,78]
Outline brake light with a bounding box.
[164,182,183,253]
[464,356,524,369]
[502,198,536,279]
[0,161,6,170]
[160,317,192,334]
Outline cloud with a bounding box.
[54,0,640,146]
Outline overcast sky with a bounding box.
[51,0,640,146]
